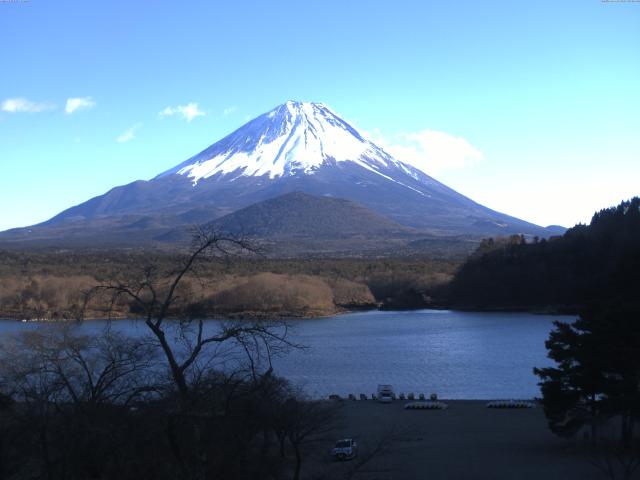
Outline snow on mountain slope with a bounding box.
[158,101,420,185]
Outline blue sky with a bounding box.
[1,0,639,231]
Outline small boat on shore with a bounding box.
[486,400,535,409]
[404,401,448,410]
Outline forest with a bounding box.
[448,197,640,312]
[0,250,457,321]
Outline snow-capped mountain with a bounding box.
[158,101,428,192]
[0,101,563,250]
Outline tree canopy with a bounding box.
[449,197,640,311]
[534,304,640,447]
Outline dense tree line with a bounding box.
[516,200,640,475]
[449,197,640,311]
[0,250,459,282]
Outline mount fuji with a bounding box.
[1,101,562,251]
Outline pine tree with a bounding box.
[534,304,640,446]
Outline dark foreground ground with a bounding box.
[314,400,609,480]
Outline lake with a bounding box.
[0,309,573,399]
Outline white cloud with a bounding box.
[65,97,96,114]
[222,105,237,116]
[1,97,55,113]
[159,102,205,122]
[367,128,484,175]
[116,123,142,143]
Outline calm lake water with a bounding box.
[0,309,574,399]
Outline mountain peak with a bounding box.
[278,100,328,112]
[158,101,404,183]
[282,99,326,108]
[265,100,334,124]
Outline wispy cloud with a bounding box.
[367,128,484,175]
[65,97,96,114]
[222,105,237,116]
[1,97,55,113]
[159,102,205,122]
[116,123,142,143]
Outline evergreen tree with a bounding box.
[535,304,640,446]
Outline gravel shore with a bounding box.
[316,400,602,480]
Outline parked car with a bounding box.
[332,438,358,460]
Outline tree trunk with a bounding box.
[590,397,598,445]
[192,421,206,480]
[146,320,189,401]
[0,432,5,480]
[166,415,188,478]
[293,444,302,480]
[39,424,54,480]
[260,429,271,456]
[621,413,633,449]
[276,432,286,458]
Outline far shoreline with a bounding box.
[0,303,580,323]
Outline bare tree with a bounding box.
[0,326,156,409]
[84,227,296,407]
[588,443,640,480]
[81,227,299,480]
[0,326,157,480]
[278,398,343,480]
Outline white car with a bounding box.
[332,438,358,460]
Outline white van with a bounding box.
[332,438,358,460]
[377,384,394,403]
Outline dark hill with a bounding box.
[209,192,411,238]
[153,192,451,257]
